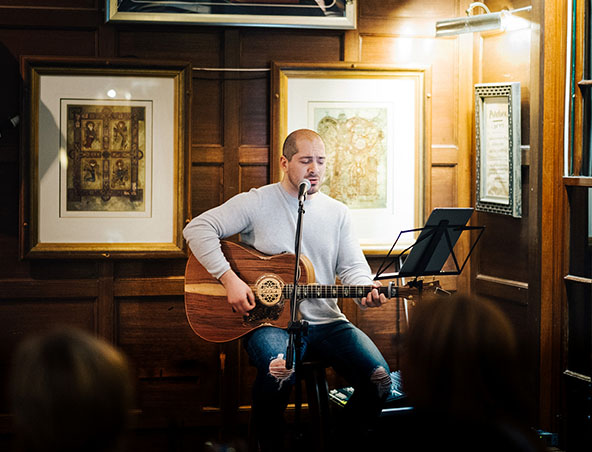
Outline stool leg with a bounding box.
[304,365,330,452]
[247,408,261,452]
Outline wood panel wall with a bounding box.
[466,0,566,433]
[461,0,549,428]
[0,0,558,449]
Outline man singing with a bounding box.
[184,129,391,451]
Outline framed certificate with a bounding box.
[475,82,522,218]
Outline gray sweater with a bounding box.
[183,182,373,324]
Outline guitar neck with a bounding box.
[283,283,396,299]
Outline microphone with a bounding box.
[297,179,311,202]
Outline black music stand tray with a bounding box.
[374,207,484,281]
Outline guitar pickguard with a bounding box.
[244,298,286,323]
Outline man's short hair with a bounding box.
[282,129,323,161]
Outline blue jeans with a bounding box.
[244,321,390,450]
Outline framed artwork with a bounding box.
[106,0,357,29]
[271,62,430,254]
[20,56,191,258]
[475,82,522,218]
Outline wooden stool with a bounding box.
[247,360,332,452]
[300,360,331,452]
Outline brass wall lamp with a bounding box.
[435,2,532,37]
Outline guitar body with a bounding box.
[185,241,314,343]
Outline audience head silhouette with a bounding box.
[9,327,134,452]
[402,293,521,419]
[399,293,543,451]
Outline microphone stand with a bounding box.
[285,189,308,443]
[286,195,307,370]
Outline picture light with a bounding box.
[435,2,532,37]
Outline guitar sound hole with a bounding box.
[255,275,283,307]
[243,274,287,323]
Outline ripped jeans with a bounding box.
[244,320,391,450]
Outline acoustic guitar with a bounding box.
[184,240,435,343]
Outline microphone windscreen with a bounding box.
[299,179,311,191]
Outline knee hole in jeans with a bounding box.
[268,353,294,389]
[371,366,392,398]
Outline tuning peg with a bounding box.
[434,286,452,296]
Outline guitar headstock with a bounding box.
[409,278,446,293]
[388,279,447,299]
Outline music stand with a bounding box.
[374,207,484,281]
[374,208,484,413]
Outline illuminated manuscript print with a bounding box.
[314,106,388,210]
[65,104,146,213]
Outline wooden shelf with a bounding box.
[563,176,592,186]
[564,274,592,284]
[564,369,591,383]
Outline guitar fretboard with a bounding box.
[283,285,391,299]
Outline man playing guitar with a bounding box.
[183,129,390,451]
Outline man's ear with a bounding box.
[279,155,288,172]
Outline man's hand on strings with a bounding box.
[361,280,386,308]
[219,269,256,315]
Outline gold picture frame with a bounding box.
[270,62,431,254]
[20,57,191,259]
